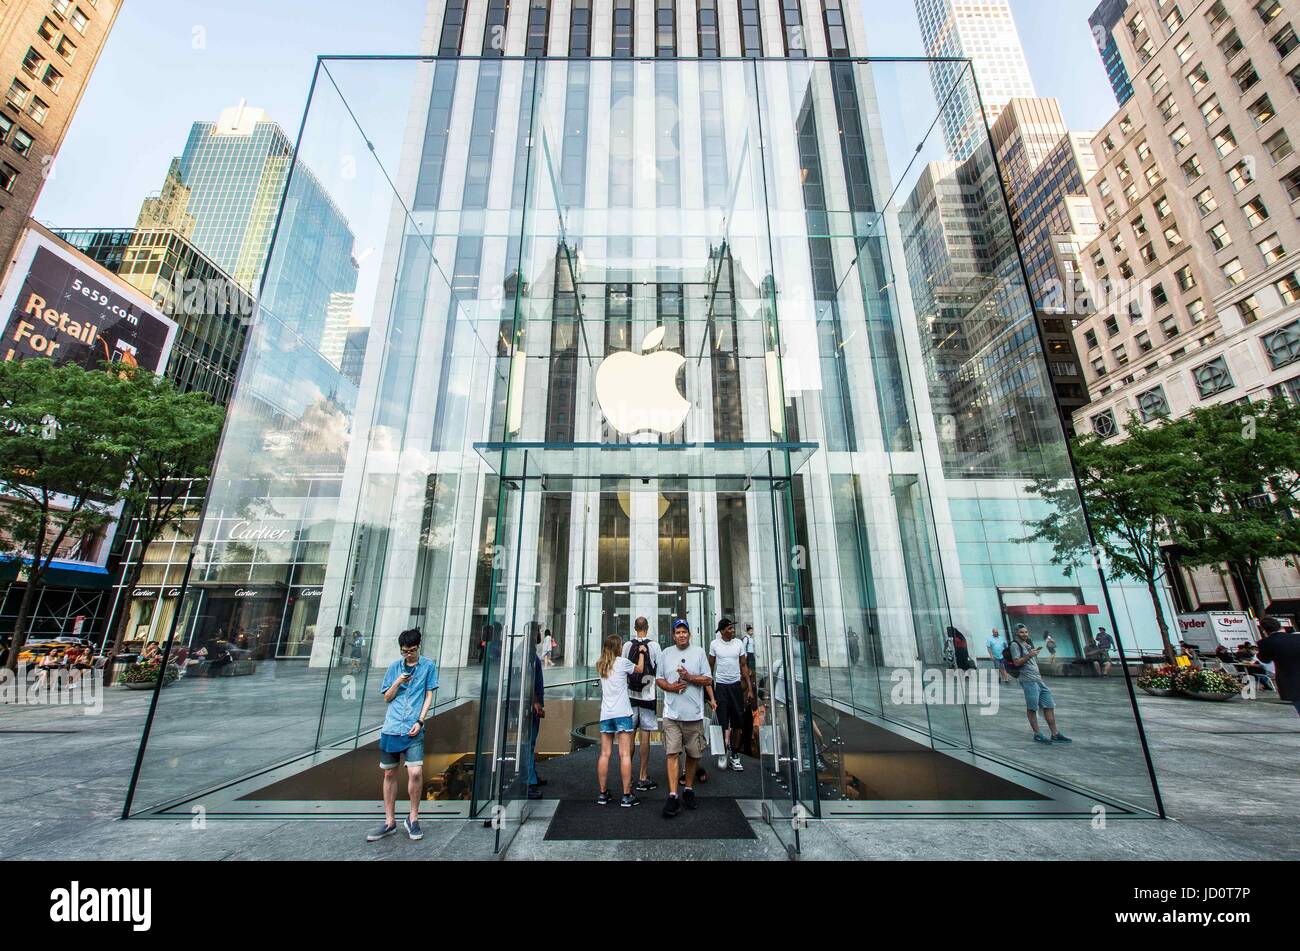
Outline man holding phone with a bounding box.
[368,628,439,843]
[656,618,713,818]
[1007,625,1070,745]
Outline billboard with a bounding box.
[1177,612,1256,653]
[0,230,177,372]
[0,228,178,573]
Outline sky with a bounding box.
[33,0,1119,228]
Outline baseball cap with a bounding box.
[673,618,690,630]
[716,617,734,633]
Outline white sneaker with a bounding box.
[728,753,743,771]
[717,754,728,770]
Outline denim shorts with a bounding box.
[1020,680,1056,711]
[600,715,636,734]
[630,706,658,731]
[379,732,425,769]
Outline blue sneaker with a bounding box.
[1033,733,1052,744]
[366,821,397,842]
[403,816,423,841]
[1051,733,1072,744]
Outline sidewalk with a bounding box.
[0,682,1295,861]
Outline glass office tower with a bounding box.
[127,1,1161,854]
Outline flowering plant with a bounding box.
[1172,666,1241,696]
[1137,664,1177,690]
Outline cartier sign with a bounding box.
[228,520,291,541]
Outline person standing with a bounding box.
[526,627,546,800]
[709,618,753,771]
[740,623,758,758]
[1092,626,1114,677]
[1006,625,1070,745]
[657,619,713,818]
[367,628,438,843]
[596,633,643,807]
[987,627,1010,683]
[1257,616,1300,717]
[622,616,661,792]
[1044,633,1057,658]
[947,626,976,671]
[541,628,557,668]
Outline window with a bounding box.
[0,162,16,193]
[1117,159,1131,181]
[1120,116,1135,136]
[1213,127,1237,157]
[21,47,44,77]
[55,35,76,62]
[1265,131,1293,164]
[1136,330,1153,353]
[1248,95,1276,128]
[1172,124,1193,152]
[27,97,48,124]
[1200,96,1223,125]
[1152,283,1169,308]
[1159,94,1180,121]
[10,127,32,158]
[1207,1,1229,31]
[70,7,89,35]
[1149,66,1167,94]
[1132,214,1148,237]
[1208,221,1233,251]
[1244,197,1270,227]
[1233,61,1260,94]
[1220,29,1244,60]
[37,18,57,42]
[1137,139,1152,161]
[1165,5,1184,33]
[6,79,30,109]
[1092,409,1119,437]
[1181,154,1204,181]
[1138,386,1170,421]
[1085,329,1099,350]
[737,0,762,56]
[1176,36,1195,63]
[1176,265,1196,291]
[41,65,62,92]
[1228,161,1253,192]
[1187,299,1207,324]
[1163,224,1183,247]
[1263,320,1300,368]
[1222,257,1246,285]
[1259,234,1285,264]
[1187,63,1210,94]
[1272,23,1298,59]
[0,113,11,144]
[1285,167,1300,202]
[1161,314,1181,338]
[1192,356,1235,397]
[1113,344,1130,366]
[1091,355,1107,375]
[1239,295,1261,325]
[1257,0,1283,25]
[1141,242,1158,264]
[1105,315,1121,337]
[612,0,633,56]
[1154,195,1172,219]
[653,0,674,56]
[1195,187,1218,216]
[1278,274,1300,305]
[52,0,71,15]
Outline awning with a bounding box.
[1005,604,1101,616]
[0,559,111,590]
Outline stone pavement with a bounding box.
[0,675,1295,861]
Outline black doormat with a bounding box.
[544,796,756,841]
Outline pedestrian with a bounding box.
[710,618,753,771]
[1257,616,1300,717]
[740,623,758,757]
[1044,633,1057,658]
[1006,625,1071,745]
[987,627,1010,683]
[622,616,661,793]
[657,618,713,818]
[526,626,546,800]
[541,628,556,668]
[596,633,643,807]
[947,626,976,670]
[1092,626,1114,676]
[367,628,438,843]
[349,630,365,674]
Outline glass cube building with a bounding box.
[127,1,1163,853]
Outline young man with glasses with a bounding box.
[367,628,439,843]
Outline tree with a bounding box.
[1173,398,1300,618]
[105,368,225,659]
[0,360,131,671]
[1023,417,1192,662]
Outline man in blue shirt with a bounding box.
[367,628,438,843]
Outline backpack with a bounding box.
[626,639,656,690]
[1003,639,1023,679]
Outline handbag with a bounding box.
[708,716,726,757]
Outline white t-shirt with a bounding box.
[710,636,746,685]
[659,644,710,722]
[599,656,636,721]
[621,636,661,704]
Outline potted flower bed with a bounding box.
[1172,666,1243,702]
[116,659,178,690]
[1137,664,1177,697]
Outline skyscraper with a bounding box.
[915,0,1037,160]
[0,0,121,264]
[168,103,360,349]
[1089,0,1135,106]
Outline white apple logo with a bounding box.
[595,326,690,435]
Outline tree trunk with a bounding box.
[5,580,39,673]
[108,560,145,661]
[1144,573,1177,664]
[1233,560,1266,618]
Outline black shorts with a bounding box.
[715,681,746,732]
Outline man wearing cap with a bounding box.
[656,618,713,818]
[710,618,753,771]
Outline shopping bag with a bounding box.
[759,724,776,756]
[709,721,726,756]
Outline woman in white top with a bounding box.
[596,633,644,807]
